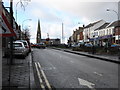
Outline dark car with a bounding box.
[84,43,93,47]
[31,43,37,48]
[36,43,46,49]
[111,44,120,47]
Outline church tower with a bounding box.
[36,20,41,43]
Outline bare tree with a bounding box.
[23,27,31,40]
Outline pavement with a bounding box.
[2,52,37,90]
[51,47,120,64]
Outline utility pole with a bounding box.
[10,0,13,65]
[47,33,49,38]
[116,1,120,60]
[8,0,13,88]
[62,23,64,43]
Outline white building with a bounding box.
[83,20,106,43]
[94,23,110,46]
[94,20,120,46]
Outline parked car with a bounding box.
[16,40,30,53]
[13,41,28,57]
[84,43,93,47]
[78,42,85,47]
[111,44,120,47]
[5,41,28,58]
[71,43,80,48]
[31,43,37,48]
[71,44,77,48]
[36,43,46,49]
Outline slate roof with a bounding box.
[107,20,120,27]
[84,20,103,28]
[94,23,110,31]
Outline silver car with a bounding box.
[13,41,28,58]
[16,40,30,53]
[4,41,28,58]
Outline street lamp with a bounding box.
[21,19,32,39]
[16,1,20,22]
[106,8,119,43]
[106,8,120,59]
[106,8,119,21]
[62,22,64,44]
[16,0,25,22]
[22,19,32,30]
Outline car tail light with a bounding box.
[25,46,29,48]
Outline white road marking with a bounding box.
[94,72,103,77]
[70,60,74,63]
[49,62,56,70]
[35,62,45,89]
[78,78,96,90]
[42,67,55,70]
[59,55,62,58]
[37,62,52,90]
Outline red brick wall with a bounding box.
[114,27,120,35]
[79,32,83,40]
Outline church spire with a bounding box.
[36,19,41,43]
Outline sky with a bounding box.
[2,0,120,43]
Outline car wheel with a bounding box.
[22,55,26,59]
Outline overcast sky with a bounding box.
[2,0,120,43]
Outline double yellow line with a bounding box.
[35,62,52,90]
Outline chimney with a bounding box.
[83,24,85,27]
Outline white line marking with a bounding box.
[78,78,96,90]
[94,72,103,77]
[70,60,74,63]
[49,63,56,70]
[37,62,52,90]
[59,55,62,58]
[35,62,45,89]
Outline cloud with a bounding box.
[3,0,120,44]
[29,1,118,43]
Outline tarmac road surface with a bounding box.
[32,48,118,89]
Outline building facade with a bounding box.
[68,20,120,46]
[83,20,106,44]
[93,20,120,46]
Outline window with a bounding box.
[13,43,22,47]
[107,29,108,35]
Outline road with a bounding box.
[32,48,118,89]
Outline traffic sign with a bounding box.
[0,10,16,37]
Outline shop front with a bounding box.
[99,35,113,46]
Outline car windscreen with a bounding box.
[39,43,44,45]
[23,42,27,46]
[13,43,22,47]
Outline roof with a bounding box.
[107,20,120,27]
[94,23,110,31]
[84,20,103,28]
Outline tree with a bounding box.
[23,27,31,40]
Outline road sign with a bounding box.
[0,10,16,37]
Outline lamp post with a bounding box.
[106,8,119,44]
[16,1,20,22]
[106,7,120,59]
[21,19,32,39]
[16,0,25,22]
[62,22,64,44]
[106,9,119,21]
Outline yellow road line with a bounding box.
[37,62,52,90]
[35,62,45,90]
